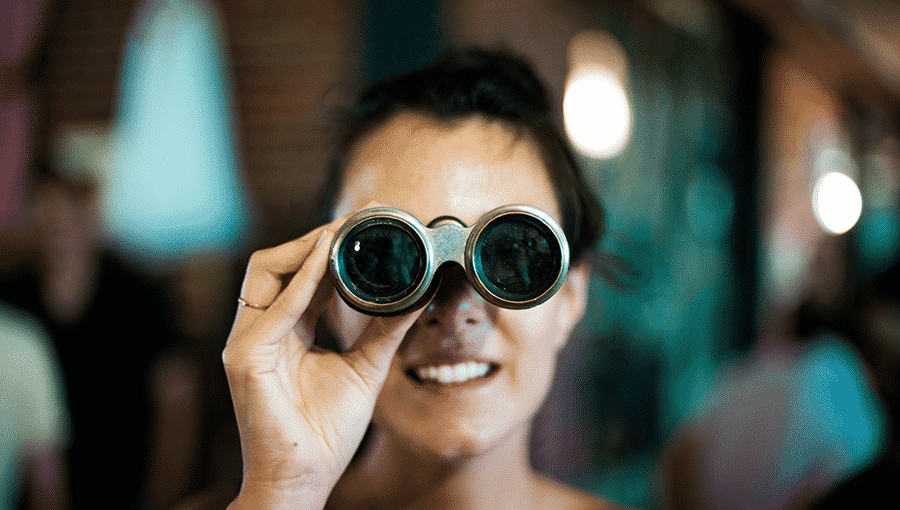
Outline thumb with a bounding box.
[343,310,424,391]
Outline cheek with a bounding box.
[497,304,567,393]
[502,297,569,352]
[326,297,372,351]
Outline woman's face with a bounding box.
[327,112,588,460]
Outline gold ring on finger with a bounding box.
[237,297,269,310]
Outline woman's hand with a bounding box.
[222,209,424,510]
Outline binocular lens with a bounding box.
[339,221,425,302]
[473,216,559,301]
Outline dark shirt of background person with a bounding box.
[0,167,175,509]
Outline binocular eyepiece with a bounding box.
[329,204,570,316]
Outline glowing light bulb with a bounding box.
[563,69,631,159]
[813,172,863,234]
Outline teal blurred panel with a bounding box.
[568,7,765,507]
[101,0,251,267]
[787,335,887,476]
[858,207,900,273]
[362,0,445,85]
[581,22,747,434]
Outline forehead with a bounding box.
[334,113,560,226]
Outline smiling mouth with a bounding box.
[405,361,500,386]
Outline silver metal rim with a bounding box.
[329,207,436,315]
[465,204,570,309]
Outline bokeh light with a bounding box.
[567,30,629,81]
[813,171,863,234]
[564,30,631,159]
[563,69,632,159]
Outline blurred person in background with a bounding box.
[2,2,69,506]
[0,300,70,510]
[809,279,900,508]
[0,162,200,509]
[660,234,886,510]
[157,254,245,510]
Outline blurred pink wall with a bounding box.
[1,0,45,229]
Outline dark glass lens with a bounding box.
[475,216,559,300]
[340,221,423,301]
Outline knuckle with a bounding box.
[370,317,403,340]
[265,292,289,313]
[221,344,246,372]
[247,249,269,268]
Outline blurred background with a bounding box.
[1,0,898,509]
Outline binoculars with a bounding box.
[329,204,569,316]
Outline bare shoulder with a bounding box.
[534,473,640,510]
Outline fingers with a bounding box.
[246,228,336,347]
[234,201,382,313]
[222,228,333,423]
[343,303,430,391]
[224,227,336,374]
[225,201,401,382]
[228,213,352,342]
[225,201,385,356]
[236,224,332,315]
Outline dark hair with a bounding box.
[316,47,605,264]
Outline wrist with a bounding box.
[228,480,332,510]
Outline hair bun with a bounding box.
[358,47,551,121]
[432,48,551,116]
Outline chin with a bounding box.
[384,426,499,463]
[372,402,530,464]
[415,435,492,463]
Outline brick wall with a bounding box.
[40,0,135,131]
[224,0,361,246]
[35,0,361,249]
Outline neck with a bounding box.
[330,422,541,510]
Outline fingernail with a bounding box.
[316,228,328,248]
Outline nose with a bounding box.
[419,264,492,340]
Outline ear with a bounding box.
[552,261,590,350]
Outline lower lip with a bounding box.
[405,364,501,391]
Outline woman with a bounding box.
[223,48,625,510]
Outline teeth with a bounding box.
[453,363,467,382]
[415,361,491,384]
[438,365,454,384]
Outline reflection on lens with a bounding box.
[341,222,423,301]
[476,217,558,300]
